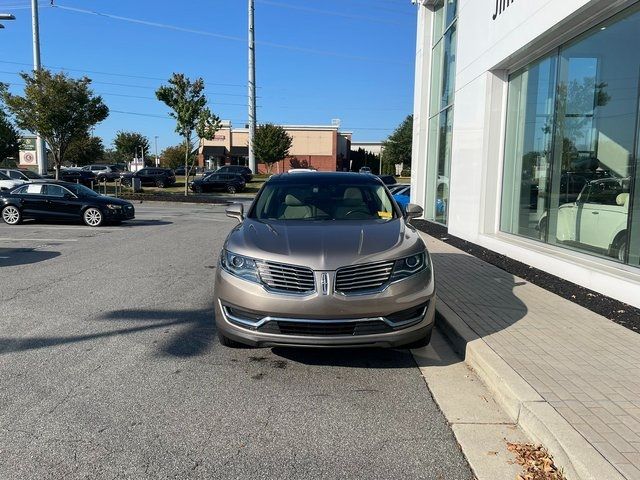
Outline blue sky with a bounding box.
[1,0,417,153]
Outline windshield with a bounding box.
[66,183,101,197]
[21,170,42,179]
[251,181,397,221]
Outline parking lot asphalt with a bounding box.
[0,203,473,480]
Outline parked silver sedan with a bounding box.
[214,172,435,348]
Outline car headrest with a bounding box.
[616,193,629,207]
[284,194,305,206]
[343,187,363,202]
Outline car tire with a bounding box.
[1,205,22,225]
[611,232,627,262]
[538,218,548,241]
[195,185,203,194]
[218,332,247,348]
[83,207,104,227]
[403,330,432,349]
[227,185,237,194]
[156,179,166,188]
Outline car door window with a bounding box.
[9,171,22,180]
[43,185,66,197]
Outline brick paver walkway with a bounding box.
[421,233,640,480]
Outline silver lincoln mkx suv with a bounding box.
[214,172,436,348]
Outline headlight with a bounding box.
[106,204,122,210]
[390,252,430,282]
[220,250,260,284]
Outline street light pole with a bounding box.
[31,0,47,176]
[248,0,257,174]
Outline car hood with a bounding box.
[86,196,133,207]
[225,218,425,271]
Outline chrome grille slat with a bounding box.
[257,261,315,294]
[335,260,395,294]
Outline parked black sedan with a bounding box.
[59,169,98,187]
[189,173,245,194]
[0,181,135,227]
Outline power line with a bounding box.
[0,59,249,88]
[255,0,406,25]
[52,4,410,65]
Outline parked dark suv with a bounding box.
[215,165,253,182]
[81,164,122,182]
[121,168,176,188]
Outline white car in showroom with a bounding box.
[539,177,630,261]
[0,172,27,192]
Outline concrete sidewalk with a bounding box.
[420,232,640,480]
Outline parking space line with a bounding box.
[1,225,120,231]
[0,237,78,242]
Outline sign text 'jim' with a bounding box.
[493,0,516,20]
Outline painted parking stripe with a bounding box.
[0,226,119,231]
[0,237,78,242]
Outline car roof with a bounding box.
[268,171,383,185]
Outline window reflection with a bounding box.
[501,5,640,266]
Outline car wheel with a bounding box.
[612,233,627,262]
[403,330,432,349]
[218,332,247,348]
[538,218,548,241]
[227,185,237,194]
[156,180,166,188]
[195,185,203,194]
[83,207,103,227]
[1,205,21,225]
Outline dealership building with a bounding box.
[198,122,352,173]
[411,0,640,307]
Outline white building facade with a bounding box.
[411,0,640,307]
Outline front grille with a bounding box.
[257,320,392,336]
[335,260,395,294]
[256,261,315,294]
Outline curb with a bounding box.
[435,299,625,480]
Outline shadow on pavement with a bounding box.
[0,306,216,358]
[0,248,60,267]
[427,252,529,364]
[17,218,172,228]
[271,347,417,369]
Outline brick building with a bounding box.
[198,122,352,173]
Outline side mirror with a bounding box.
[226,203,244,222]
[405,203,423,221]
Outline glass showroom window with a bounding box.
[501,4,640,266]
[426,0,457,224]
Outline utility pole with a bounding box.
[154,136,159,166]
[31,0,47,176]
[248,0,257,174]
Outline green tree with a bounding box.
[0,108,21,166]
[0,70,109,178]
[156,73,220,195]
[383,115,413,171]
[254,123,293,173]
[64,135,105,166]
[161,144,192,169]
[113,131,150,164]
[350,147,380,173]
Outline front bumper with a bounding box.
[214,267,435,347]
[103,205,135,220]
